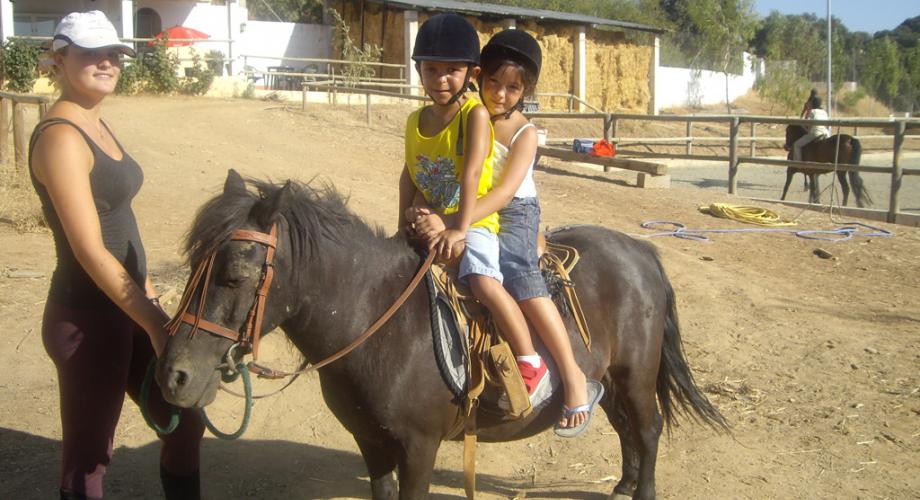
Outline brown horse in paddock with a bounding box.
[782,125,872,207]
[157,171,727,500]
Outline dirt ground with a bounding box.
[1,95,918,499]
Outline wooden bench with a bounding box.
[536,146,671,188]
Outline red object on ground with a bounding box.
[149,26,210,47]
[591,139,616,157]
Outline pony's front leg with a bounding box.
[780,169,796,200]
[355,436,399,500]
[396,434,441,500]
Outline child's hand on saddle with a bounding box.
[430,229,466,261]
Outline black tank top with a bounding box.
[29,117,147,308]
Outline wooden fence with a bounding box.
[529,111,920,224]
[0,91,51,170]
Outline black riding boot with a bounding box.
[60,490,93,500]
[160,465,201,500]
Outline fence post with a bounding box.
[0,97,9,164]
[888,120,905,223]
[366,92,371,126]
[728,117,740,194]
[302,83,307,111]
[12,101,26,173]
[611,118,619,144]
[685,120,692,155]
[749,122,756,156]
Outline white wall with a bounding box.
[237,21,333,73]
[136,1,245,64]
[655,52,763,111]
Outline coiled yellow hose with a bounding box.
[698,203,796,227]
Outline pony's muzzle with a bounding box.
[161,364,191,395]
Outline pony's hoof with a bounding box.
[608,493,633,500]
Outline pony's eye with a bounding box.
[219,275,247,288]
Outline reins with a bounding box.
[168,222,436,381]
[245,250,436,380]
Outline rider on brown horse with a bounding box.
[793,95,830,162]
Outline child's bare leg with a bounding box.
[468,275,535,356]
[519,296,589,429]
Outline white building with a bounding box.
[0,0,332,77]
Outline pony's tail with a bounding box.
[654,258,730,434]
[850,137,862,165]
[847,138,873,207]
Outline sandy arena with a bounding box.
[0,95,918,499]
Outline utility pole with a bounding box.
[827,0,832,116]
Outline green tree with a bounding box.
[685,0,759,112]
[247,0,323,24]
[756,60,810,115]
[862,37,902,107]
[898,45,920,113]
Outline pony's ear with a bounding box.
[255,180,293,228]
[223,169,246,196]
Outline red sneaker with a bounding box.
[517,360,551,404]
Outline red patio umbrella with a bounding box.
[149,26,210,47]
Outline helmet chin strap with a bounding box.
[489,100,523,121]
[449,64,474,156]
[478,83,524,121]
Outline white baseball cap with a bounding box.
[52,11,136,57]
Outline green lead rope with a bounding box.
[140,358,253,440]
[140,358,182,434]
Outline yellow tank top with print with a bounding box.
[405,97,499,233]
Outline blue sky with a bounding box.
[754,0,919,34]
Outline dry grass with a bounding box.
[0,156,45,232]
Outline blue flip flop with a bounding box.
[553,379,605,438]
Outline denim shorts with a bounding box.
[498,197,549,301]
[459,226,503,283]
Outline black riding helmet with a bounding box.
[481,29,542,79]
[480,29,542,119]
[412,12,480,65]
[412,13,481,155]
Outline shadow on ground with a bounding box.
[0,428,611,499]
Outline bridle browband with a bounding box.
[167,222,435,380]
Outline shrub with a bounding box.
[331,9,382,87]
[115,59,147,95]
[839,87,867,112]
[141,39,180,94]
[180,51,216,96]
[204,50,225,75]
[1,39,42,92]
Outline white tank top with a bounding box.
[492,122,537,199]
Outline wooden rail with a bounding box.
[533,110,920,224]
[0,91,52,170]
[537,147,667,175]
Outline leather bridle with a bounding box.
[166,221,435,381]
[167,224,279,361]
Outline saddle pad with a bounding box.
[426,271,468,399]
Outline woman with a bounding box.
[29,11,203,499]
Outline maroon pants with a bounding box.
[42,301,204,499]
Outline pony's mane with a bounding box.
[184,178,391,268]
